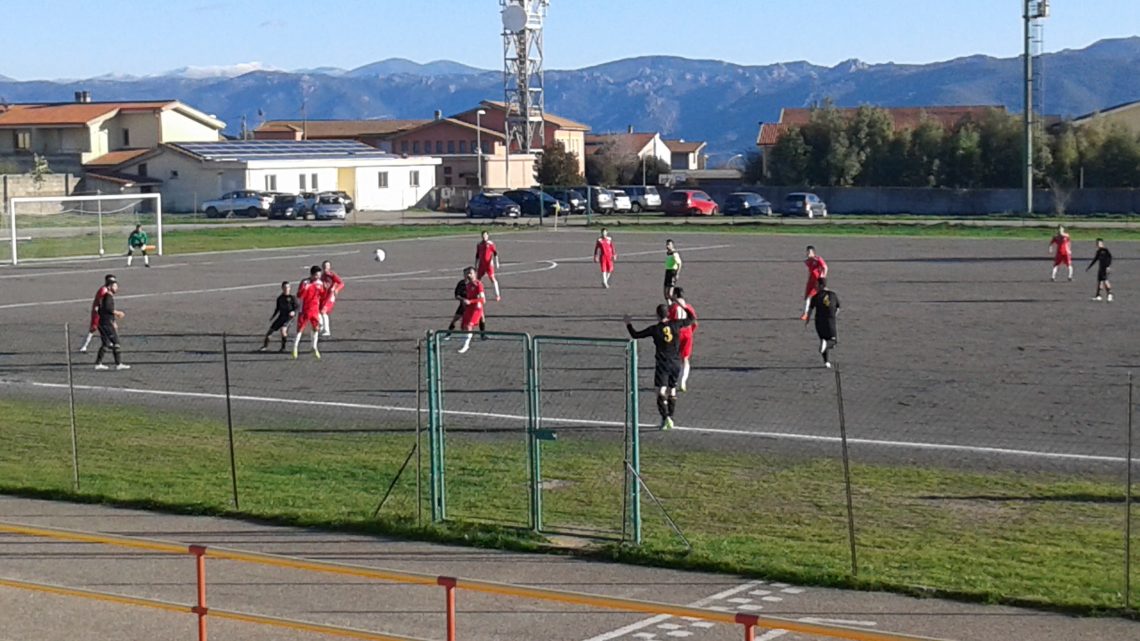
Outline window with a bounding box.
[378,172,389,188]
[443,166,452,175]
[137,163,148,177]
[311,173,319,190]
[122,129,131,147]
[410,170,420,188]
[401,141,409,153]
[14,131,30,150]
[447,140,456,154]
[412,141,420,154]
[299,174,307,190]
[169,170,180,179]
[444,177,453,186]
[265,175,277,191]
[435,141,443,154]
[459,141,467,154]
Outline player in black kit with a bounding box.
[805,277,840,368]
[94,276,129,371]
[261,281,299,352]
[1086,238,1114,302]
[448,274,486,333]
[625,303,694,430]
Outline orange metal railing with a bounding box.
[0,520,952,641]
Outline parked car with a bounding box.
[322,190,355,214]
[572,186,614,214]
[663,189,719,216]
[617,185,662,212]
[313,194,347,220]
[610,189,633,213]
[466,192,521,219]
[269,193,317,220]
[542,187,587,215]
[202,190,273,218]
[783,192,828,218]
[723,192,773,216]
[503,189,568,217]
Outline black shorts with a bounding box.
[269,315,290,332]
[663,269,678,289]
[98,322,119,348]
[815,320,837,342]
[1097,267,1109,281]
[454,302,465,317]
[653,361,681,389]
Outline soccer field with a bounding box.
[0,227,1136,473]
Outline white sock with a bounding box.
[320,313,330,334]
[143,255,149,265]
[1051,266,1058,279]
[803,299,811,315]
[681,361,691,387]
[459,333,473,352]
[126,255,133,266]
[493,280,501,299]
[293,332,303,351]
[311,332,320,352]
[1068,266,1073,279]
[821,338,828,354]
[81,333,94,350]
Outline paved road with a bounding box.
[0,496,1136,641]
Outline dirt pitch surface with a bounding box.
[0,229,1137,474]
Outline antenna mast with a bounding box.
[501,0,549,156]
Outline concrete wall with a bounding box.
[689,184,1140,215]
[2,174,79,202]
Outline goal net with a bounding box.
[4,193,163,265]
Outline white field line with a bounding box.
[5,380,1128,464]
[0,250,362,280]
[0,262,559,311]
[580,581,764,641]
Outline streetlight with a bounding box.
[726,153,744,169]
[476,109,487,190]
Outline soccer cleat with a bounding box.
[258,346,268,352]
[1107,293,1114,302]
[660,417,674,431]
[115,363,131,371]
[457,344,471,354]
[79,347,88,353]
[144,264,151,268]
[495,295,502,302]
[314,349,321,360]
[291,346,299,359]
[825,361,833,369]
[680,382,687,393]
[800,313,809,321]
[1050,276,1056,282]
[94,363,109,371]
[1092,296,1103,301]
[321,332,331,338]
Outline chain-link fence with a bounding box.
[1,324,1136,610]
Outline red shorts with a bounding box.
[678,329,694,359]
[477,262,495,279]
[461,304,484,330]
[1054,253,1072,267]
[89,311,99,333]
[297,314,321,331]
[599,257,614,272]
[805,277,820,300]
[320,296,337,314]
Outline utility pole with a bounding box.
[1023,0,1049,216]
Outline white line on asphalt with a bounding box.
[0,263,191,280]
[4,378,1126,464]
[580,581,764,641]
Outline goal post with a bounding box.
[5,193,163,265]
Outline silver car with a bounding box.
[618,185,662,212]
[611,189,633,213]
[314,194,347,220]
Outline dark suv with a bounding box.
[542,187,587,214]
[466,192,521,219]
[783,192,828,218]
[503,189,568,217]
[269,193,316,220]
[724,192,773,216]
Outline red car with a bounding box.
[664,190,719,216]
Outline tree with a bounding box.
[903,118,945,187]
[617,156,670,186]
[742,151,766,185]
[1091,124,1140,188]
[942,124,983,188]
[847,106,894,186]
[801,103,861,186]
[767,127,810,186]
[534,141,583,186]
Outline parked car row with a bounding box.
[662,190,828,218]
[465,187,826,219]
[202,190,354,219]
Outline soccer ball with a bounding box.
[374,248,387,262]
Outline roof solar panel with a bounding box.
[176,139,392,161]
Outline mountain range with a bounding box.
[1,38,1138,155]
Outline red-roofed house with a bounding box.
[0,94,225,175]
[585,131,671,169]
[663,139,707,170]
[253,119,429,148]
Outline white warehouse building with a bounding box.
[115,140,442,212]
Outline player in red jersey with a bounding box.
[801,245,828,321]
[475,230,501,301]
[1049,225,1073,282]
[79,273,117,352]
[668,287,699,392]
[593,228,617,288]
[318,259,345,337]
[292,265,326,360]
[456,266,486,354]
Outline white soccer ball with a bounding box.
[374,248,387,262]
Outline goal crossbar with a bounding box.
[6,193,163,265]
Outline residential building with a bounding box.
[452,100,590,175]
[0,94,225,175]
[385,115,536,190]
[107,140,441,212]
[585,131,672,169]
[253,119,428,150]
[1070,99,1140,135]
[663,139,707,171]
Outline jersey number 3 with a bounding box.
[662,327,674,343]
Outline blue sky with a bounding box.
[3,0,1137,79]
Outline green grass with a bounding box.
[1,398,1136,615]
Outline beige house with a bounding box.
[585,131,672,168]
[253,119,428,149]
[0,95,225,175]
[452,101,590,176]
[386,116,535,190]
[663,139,707,170]
[1071,100,1140,135]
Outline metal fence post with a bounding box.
[221,334,239,510]
[628,339,642,544]
[190,544,208,641]
[64,323,80,491]
[833,365,858,576]
[416,337,424,527]
[427,332,444,522]
[526,335,541,532]
[1126,371,1135,613]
